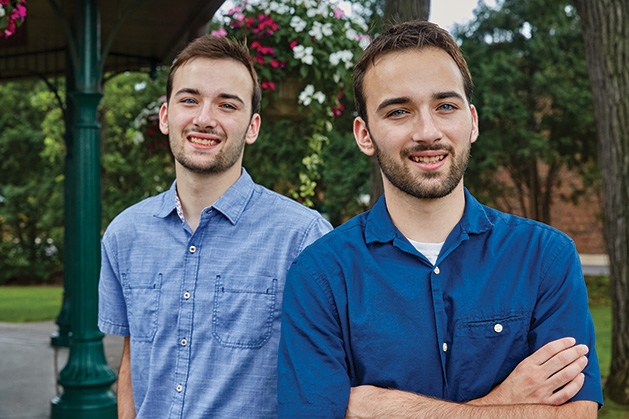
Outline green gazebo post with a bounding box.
[51,51,77,350]
[50,0,117,416]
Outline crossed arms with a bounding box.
[346,337,598,419]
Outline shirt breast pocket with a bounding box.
[212,275,278,349]
[122,272,162,342]
[450,313,530,401]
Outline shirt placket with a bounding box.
[170,217,208,418]
[429,261,449,398]
[431,234,468,400]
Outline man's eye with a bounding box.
[438,103,455,111]
[181,98,197,104]
[387,109,407,118]
[221,103,237,110]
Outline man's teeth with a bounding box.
[190,137,219,146]
[411,155,445,163]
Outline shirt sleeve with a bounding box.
[277,255,350,419]
[98,232,130,336]
[298,216,333,254]
[529,236,603,405]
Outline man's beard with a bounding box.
[170,129,246,175]
[374,135,472,200]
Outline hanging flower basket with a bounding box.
[214,0,370,120]
[0,0,27,39]
[211,0,371,205]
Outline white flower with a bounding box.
[345,28,358,42]
[307,3,329,18]
[350,14,369,32]
[0,6,5,18]
[298,84,326,106]
[313,91,326,104]
[290,16,307,33]
[329,50,354,69]
[358,35,371,50]
[296,0,318,8]
[299,85,316,106]
[268,1,290,14]
[293,45,314,65]
[309,21,333,41]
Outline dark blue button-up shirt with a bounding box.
[98,169,332,418]
[278,190,602,418]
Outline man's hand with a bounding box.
[470,337,589,406]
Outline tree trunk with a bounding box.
[369,0,431,208]
[573,0,629,405]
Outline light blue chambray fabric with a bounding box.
[98,169,332,418]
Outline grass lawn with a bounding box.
[0,286,63,322]
[587,275,629,418]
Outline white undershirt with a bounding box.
[407,239,445,265]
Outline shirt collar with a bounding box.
[154,168,255,226]
[365,188,493,245]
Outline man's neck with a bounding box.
[384,181,466,244]
[175,164,242,231]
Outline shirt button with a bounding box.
[494,323,503,333]
[442,342,448,352]
[434,266,440,274]
[189,245,196,253]
[183,292,191,299]
[176,384,183,392]
[181,338,188,346]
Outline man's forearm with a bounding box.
[346,387,598,419]
[117,336,136,419]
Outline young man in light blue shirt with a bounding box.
[98,35,331,418]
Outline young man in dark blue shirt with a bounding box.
[278,20,602,418]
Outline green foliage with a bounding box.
[456,0,599,222]
[0,81,64,284]
[100,69,175,227]
[244,115,370,226]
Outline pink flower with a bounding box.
[226,5,241,15]
[0,0,10,6]
[261,81,276,90]
[15,3,26,19]
[289,40,298,50]
[211,28,227,37]
[255,53,265,64]
[333,8,345,19]
[259,45,274,55]
[332,103,345,116]
[270,59,280,68]
[251,41,274,55]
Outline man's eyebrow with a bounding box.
[434,91,465,101]
[218,93,245,105]
[376,96,411,113]
[172,90,245,105]
[174,87,200,97]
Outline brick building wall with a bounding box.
[491,166,606,255]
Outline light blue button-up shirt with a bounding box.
[98,169,332,418]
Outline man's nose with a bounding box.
[192,102,218,129]
[411,110,442,143]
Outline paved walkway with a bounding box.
[0,321,123,419]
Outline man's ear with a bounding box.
[470,104,479,144]
[245,113,261,145]
[158,102,169,135]
[354,117,375,157]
